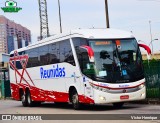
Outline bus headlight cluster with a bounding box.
[139,83,145,89]
[91,84,108,92]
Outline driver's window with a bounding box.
[72,38,94,76]
[78,48,95,75]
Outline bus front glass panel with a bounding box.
[73,38,144,83]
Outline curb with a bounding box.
[147,99,160,104]
[130,99,160,105]
[0,97,13,100]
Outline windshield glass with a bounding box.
[73,38,144,83]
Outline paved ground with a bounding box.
[0,99,160,123]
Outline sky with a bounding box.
[0,0,160,53]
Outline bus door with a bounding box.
[81,75,94,99]
[77,46,94,99]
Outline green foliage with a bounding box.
[146,88,160,98]
[143,59,160,99]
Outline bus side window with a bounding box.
[59,40,75,66]
[39,45,49,65]
[16,52,24,69]
[26,48,39,68]
[49,42,60,64]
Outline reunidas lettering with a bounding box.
[40,65,65,79]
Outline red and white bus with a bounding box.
[9,29,146,109]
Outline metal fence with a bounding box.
[0,79,11,98]
[0,70,11,98]
[143,60,160,99]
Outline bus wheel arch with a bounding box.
[69,86,76,102]
[24,88,42,107]
[69,86,81,110]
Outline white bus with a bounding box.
[9,29,146,110]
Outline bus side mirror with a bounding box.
[138,43,151,55]
[79,45,94,62]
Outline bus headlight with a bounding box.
[139,83,145,89]
[91,84,108,92]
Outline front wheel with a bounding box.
[71,90,81,110]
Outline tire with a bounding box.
[26,90,42,107]
[22,93,28,107]
[113,102,124,108]
[71,89,81,110]
[26,90,34,107]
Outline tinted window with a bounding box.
[16,61,22,69]
[26,48,39,68]
[60,40,75,66]
[73,38,88,68]
[12,39,75,68]
[39,45,49,66]
[48,42,60,64]
[10,54,14,57]
[10,52,26,70]
[72,38,88,50]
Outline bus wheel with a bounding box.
[113,102,124,108]
[26,90,34,107]
[22,93,28,107]
[71,89,81,110]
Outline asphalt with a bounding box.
[0,99,160,123]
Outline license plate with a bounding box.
[120,95,129,100]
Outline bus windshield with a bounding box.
[73,38,144,83]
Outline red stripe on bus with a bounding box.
[10,83,94,104]
[90,82,145,90]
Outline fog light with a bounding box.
[99,96,106,101]
[141,92,145,97]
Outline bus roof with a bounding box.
[10,28,134,54]
[70,28,134,39]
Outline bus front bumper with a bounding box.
[93,86,146,104]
